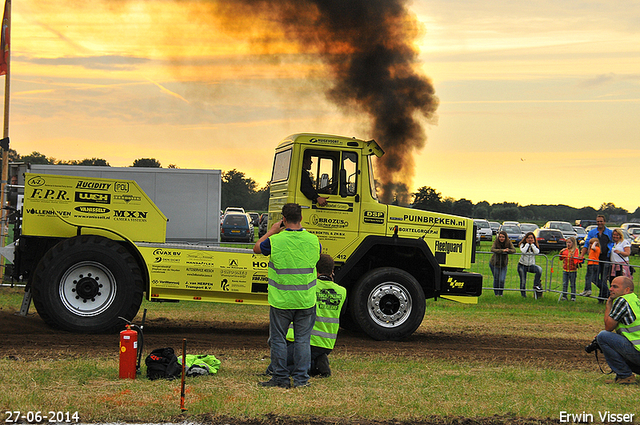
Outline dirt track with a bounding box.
[0,310,591,425]
[0,310,589,368]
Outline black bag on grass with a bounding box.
[145,347,182,380]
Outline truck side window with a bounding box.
[272,149,292,183]
[342,151,358,196]
[301,150,339,199]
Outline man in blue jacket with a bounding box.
[581,215,614,300]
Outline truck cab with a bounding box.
[267,134,481,339]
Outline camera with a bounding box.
[585,338,600,353]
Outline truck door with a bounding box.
[297,149,361,260]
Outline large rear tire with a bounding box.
[31,235,144,333]
[351,267,425,341]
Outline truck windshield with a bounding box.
[368,156,378,200]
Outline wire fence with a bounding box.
[471,251,638,302]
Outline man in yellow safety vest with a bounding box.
[596,276,640,384]
[254,203,320,389]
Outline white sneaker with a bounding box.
[579,290,592,297]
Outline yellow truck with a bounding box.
[8,133,482,340]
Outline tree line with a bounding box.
[411,186,640,223]
[6,149,638,220]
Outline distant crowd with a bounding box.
[489,215,633,300]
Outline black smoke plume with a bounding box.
[212,0,439,205]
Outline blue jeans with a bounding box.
[596,330,640,378]
[562,271,577,299]
[489,264,507,296]
[517,263,542,297]
[598,263,611,299]
[269,306,315,387]
[584,264,598,292]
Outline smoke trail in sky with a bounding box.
[210,0,439,204]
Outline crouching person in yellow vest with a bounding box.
[596,276,640,385]
[287,253,346,377]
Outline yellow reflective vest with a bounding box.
[267,229,320,310]
[617,293,640,352]
[287,277,347,349]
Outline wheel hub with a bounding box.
[59,261,116,316]
[73,274,102,302]
[368,283,412,328]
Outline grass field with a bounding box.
[1,281,639,424]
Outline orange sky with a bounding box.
[5,0,640,212]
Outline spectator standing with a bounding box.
[581,215,614,301]
[489,230,515,296]
[560,237,581,301]
[253,203,320,389]
[517,232,543,298]
[610,229,632,279]
[580,238,601,297]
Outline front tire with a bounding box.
[31,235,143,333]
[351,267,425,341]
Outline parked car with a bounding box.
[611,228,634,244]
[503,221,521,227]
[258,213,269,238]
[499,224,523,245]
[542,221,577,240]
[533,228,566,252]
[629,227,640,238]
[489,221,501,235]
[632,235,640,256]
[220,212,254,242]
[573,226,587,243]
[223,206,245,217]
[247,211,260,226]
[520,223,539,234]
[584,225,597,234]
[474,219,493,242]
[620,223,640,233]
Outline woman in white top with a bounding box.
[610,229,632,278]
[517,232,543,298]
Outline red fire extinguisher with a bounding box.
[119,324,138,379]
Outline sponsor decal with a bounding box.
[317,288,344,310]
[151,279,180,286]
[113,194,141,203]
[252,261,268,269]
[403,214,465,227]
[390,226,438,235]
[153,249,181,256]
[309,138,341,145]
[447,276,465,289]
[29,188,70,201]
[75,192,111,204]
[76,181,111,191]
[229,259,238,267]
[321,202,352,211]
[27,176,45,187]
[74,206,110,214]
[113,210,148,221]
[435,241,463,254]
[221,279,229,291]
[114,182,130,193]
[25,208,71,217]
[364,210,384,224]
[311,214,349,228]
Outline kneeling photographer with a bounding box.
[595,276,640,385]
